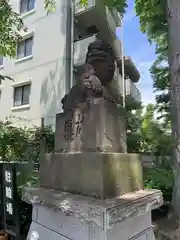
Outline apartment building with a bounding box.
[0,0,141,128]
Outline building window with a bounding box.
[17,36,33,59]
[13,84,31,107]
[20,0,35,14]
[0,57,3,66]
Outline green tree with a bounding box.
[151,46,170,122]
[126,107,143,153]
[140,104,172,156]
[135,0,167,43]
[126,103,172,155]
[135,0,180,221]
[0,120,54,163]
[135,0,169,122]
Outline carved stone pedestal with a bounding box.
[23,188,163,240]
[40,152,143,199]
[55,98,127,153]
[24,40,163,240]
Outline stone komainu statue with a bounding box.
[85,39,116,86]
[61,40,116,111]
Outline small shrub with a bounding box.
[144,164,174,202]
[0,120,54,189]
[0,120,54,237]
[0,120,54,165]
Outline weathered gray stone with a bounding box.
[25,39,163,240]
[23,188,163,240]
[55,98,127,153]
[40,152,143,199]
[23,188,163,230]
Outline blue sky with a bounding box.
[116,0,156,105]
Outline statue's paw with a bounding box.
[83,81,91,89]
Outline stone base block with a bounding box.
[24,188,163,240]
[40,152,143,199]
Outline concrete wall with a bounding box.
[0,0,69,127]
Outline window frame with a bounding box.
[16,36,33,60]
[20,0,35,14]
[13,84,31,107]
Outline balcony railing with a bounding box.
[74,34,122,67]
[73,34,98,67]
[117,76,141,104]
[125,79,141,104]
[74,0,117,36]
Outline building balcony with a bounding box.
[74,35,97,67]
[120,79,141,108]
[74,0,119,37]
[124,78,141,106]
[117,56,140,83]
[113,69,141,107]
[74,34,122,68]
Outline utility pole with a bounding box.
[167,0,180,218]
[120,16,126,108]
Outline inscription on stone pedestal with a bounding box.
[55,99,127,153]
[75,112,84,138]
[64,113,74,141]
[63,110,84,141]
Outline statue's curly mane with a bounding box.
[85,40,116,86]
[86,40,115,62]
